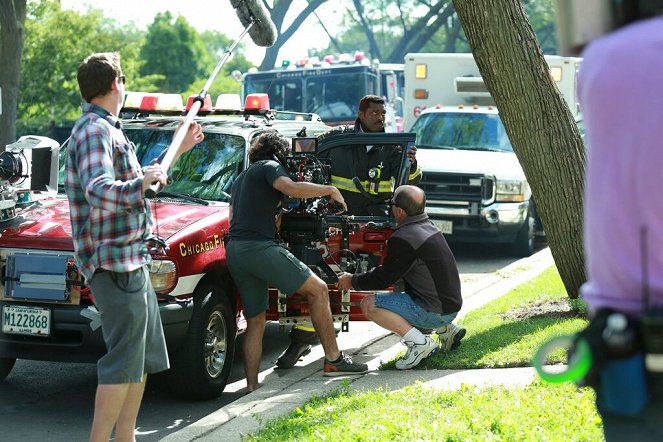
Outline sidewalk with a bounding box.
[163,247,555,442]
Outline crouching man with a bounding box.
[337,185,465,369]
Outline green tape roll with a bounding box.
[533,335,592,384]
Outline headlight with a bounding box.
[496,180,529,202]
[149,259,177,293]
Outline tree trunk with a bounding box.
[259,0,327,71]
[0,0,27,150]
[453,0,586,298]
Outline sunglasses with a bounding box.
[118,75,126,84]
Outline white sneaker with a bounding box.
[395,336,439,370]
[435,323,466,352]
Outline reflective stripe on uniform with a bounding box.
[331,175,392,194]
[409,166,422,181]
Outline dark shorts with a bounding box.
[89,266,170,384]
[226,240,312,318]
[374,292,457,330]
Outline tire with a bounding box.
[512,212,535,257]
[167,285,236,400]
[0,357,16,381]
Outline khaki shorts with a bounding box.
[89,266,170,384]
[226,240,312,318]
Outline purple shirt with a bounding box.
[578,17,663,315]
[65,103,152,282]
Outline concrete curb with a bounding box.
[162,247,556,441]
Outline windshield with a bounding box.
[410,112,513,152]
[128,128,245,202]
[244,68,376,124]
[58,129,245,202]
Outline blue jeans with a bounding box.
[373,292,457,330]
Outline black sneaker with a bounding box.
[323,353,369,377]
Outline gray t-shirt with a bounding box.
[229,160,288,241]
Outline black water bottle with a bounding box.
[599,313,648,415]
[603,313,638,357]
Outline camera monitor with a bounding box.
[292,137,318,154]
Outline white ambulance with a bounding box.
[404,53,582,256]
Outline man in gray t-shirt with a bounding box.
[226,132,369,392]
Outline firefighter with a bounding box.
[318,94,421,216]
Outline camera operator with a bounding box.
[226,131,368,392]
[336,185,463,369]
[556,0,663,439]
[277,94,465,369]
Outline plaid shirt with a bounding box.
[65,103,152,282]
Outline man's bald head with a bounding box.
[393,185,426,216]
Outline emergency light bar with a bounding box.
[215,94,242,111]
[244,93,270,114]
[121,91,316,121]
[186,94,213,112]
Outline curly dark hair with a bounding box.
[248,131,291,164]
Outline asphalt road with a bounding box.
[0,244,536,441]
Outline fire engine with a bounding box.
[242,52,405,131]
[0,92,415,400]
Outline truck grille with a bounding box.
[418,172,495,214]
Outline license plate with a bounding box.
[432,219,453,235]
[2,305,51,337]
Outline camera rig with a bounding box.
[278,149,394,268]
[0,136,60,222]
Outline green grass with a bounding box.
[408,266,589,370]
[247,266,603,441]
[248,381,602,441]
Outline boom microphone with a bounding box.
[231,0,277,47]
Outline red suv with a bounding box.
[0,93,416,399]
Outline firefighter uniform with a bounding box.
[317,118,422,216]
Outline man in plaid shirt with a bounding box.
[65,52,203,442]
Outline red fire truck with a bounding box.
[242,52,405,132]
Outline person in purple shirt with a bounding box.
[563,1,663,439]
[66,52,203,442]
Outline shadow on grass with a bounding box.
[382,311,587,371]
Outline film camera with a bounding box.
[278,137,340,281]
[0,136,60,221]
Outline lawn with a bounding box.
[246,266,604,441]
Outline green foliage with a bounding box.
[17,1,249,138]
[315,0,558,62]
[18,0,135,134]
[139,12,208,93]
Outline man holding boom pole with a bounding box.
[66,52,203,442]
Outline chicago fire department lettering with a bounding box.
[179,235,222,257]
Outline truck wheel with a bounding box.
[0,357,16,381]
[512,213,535,257]
[167,285,236,400]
